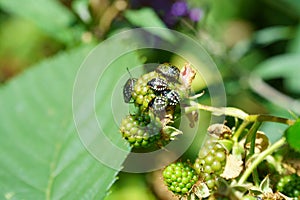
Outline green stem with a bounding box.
[246,114,294,126]
[185,103,295,126]
[247,122,262,156]
[232,121,251,142]
[238,137,286,184]
[252,170,260,187]
[185,103,249,120]
[246,122,262,186]
[185,102,293,186]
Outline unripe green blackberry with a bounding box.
[163,162,198,196]
[131,71,159,111]
[194,138,227,190]
[277,174,300,198]
[120,112,162,148]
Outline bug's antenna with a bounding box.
[126,67,132,77]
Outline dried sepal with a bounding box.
[162,126,183,141]
[185,100,199,128]
[193,182,210,199]
[244,131,270,154]
[259,175,273,193]
[186,111,199,128]
[180,63,196,90]
[221,154,243,179]
[207,123,232,139]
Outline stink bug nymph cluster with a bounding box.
[120,62,195,149]
[146,64,181,113]
[123,64,181,113]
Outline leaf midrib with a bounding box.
[45,140,62,200]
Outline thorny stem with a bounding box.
[237,137,286,184]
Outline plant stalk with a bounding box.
[185,103,249,119]
[185,103,295,126]
[238,137,286,184]
[246,114,294,126]
[247,122,262,157]
[232,120,251,142]
[246,121,262,186]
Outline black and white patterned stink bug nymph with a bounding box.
[156,63,180,82]
[149,96,168,112]
[162,90,180,106]
[123,78,137,103]
[147,77,168,92]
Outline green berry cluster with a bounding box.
[194,138,227,190]
[121,63,188,149]
[120,111,162,148]
[163,162,198,195]
[131,71,158,111]
[162,125,232,197]
[277,173,300,198]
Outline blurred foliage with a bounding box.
[1,0,300,199]
[104,173,156,200]
[0,16,63,82]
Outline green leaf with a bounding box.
[254,26,292,46]
[253,54,300,93]
[285,118,300,152]
[0,44,135,199]
[124,8,175,42]
[72,0,91,23]
[280,0,300,16]
[254,54,300,79]
[0,0,79,44]
[288,25,300,53]
[124,8,166,29]
[267,0,300,18]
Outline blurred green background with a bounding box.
[1,0,300,199]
